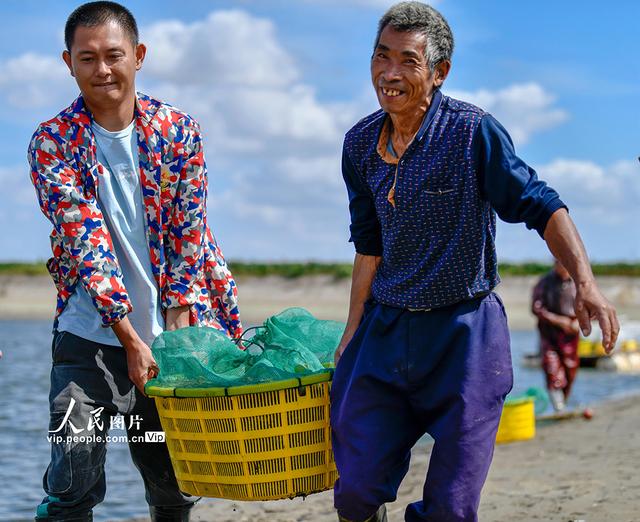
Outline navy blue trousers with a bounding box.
[331,293,512,521]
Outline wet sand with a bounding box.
[122,394,640,522]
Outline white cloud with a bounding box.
[0,10,357,261]
[278,155,343,189]
[446,83,568,145]
[0,165,34,208]
[7,8,626,262]
[497,157,640,261]
[140,10,351,160]
[143,11,298,88]
[340,0,405,7]
[138,10,357,259]
[536,158,639,225]
[305,0,440,7]
[205,152,351,259]
[0,53,75,110]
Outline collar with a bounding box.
[59,91,160,128]
[376,89,443,164]
[415,88,443,142]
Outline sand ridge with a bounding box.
[1,274,639,330]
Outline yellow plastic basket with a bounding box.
[146,371,337,501]
[495,397,535,444]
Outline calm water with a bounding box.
[1,320,640,521]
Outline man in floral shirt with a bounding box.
[29,2,240,520]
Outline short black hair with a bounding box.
[65,1,139,51]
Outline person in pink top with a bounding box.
[532,260,581,411]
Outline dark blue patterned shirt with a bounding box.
[342,90,566,310]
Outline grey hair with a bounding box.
[374,1,454,71]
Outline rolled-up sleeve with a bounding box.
[475,114,567,237]
[342,145,383,256]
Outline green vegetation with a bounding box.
[497,262,551,276]
[1,261,639,279]
[591,263,640,277]
[499,263,640,277]
[0,262,49,275]
[228,262,353,279]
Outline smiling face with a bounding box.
[371,25,449,120]
[62,20,145,115]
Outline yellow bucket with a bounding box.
[578,338,594,358]
[621,339,639,353]
[146,371,337,501]
[495,397,535,444]
[579,338,613,358]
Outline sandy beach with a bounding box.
[2,274,639,521]
[121,394,640,522]
[1,274,639,328]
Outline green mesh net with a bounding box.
[147,307,345,389]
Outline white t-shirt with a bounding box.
[57,120,164,347]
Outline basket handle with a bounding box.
[233,325,266,351]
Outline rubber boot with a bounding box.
[35,496,93,521]
[338,504,388,522]
[35,512,93,522]
[549,388,566,412]
[149,504,193,522]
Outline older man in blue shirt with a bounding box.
[331,3,619,522]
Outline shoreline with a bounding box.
[2,275,639,521]
[120,393,640,522]
[1,274,639,330]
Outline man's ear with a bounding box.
[62,50,74,77]
[135,43,147,71]
[434,60,451,88]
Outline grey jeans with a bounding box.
[38,330,194,520]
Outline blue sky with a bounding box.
[1,0,638,262]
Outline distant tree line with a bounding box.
[2,261,639,278]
